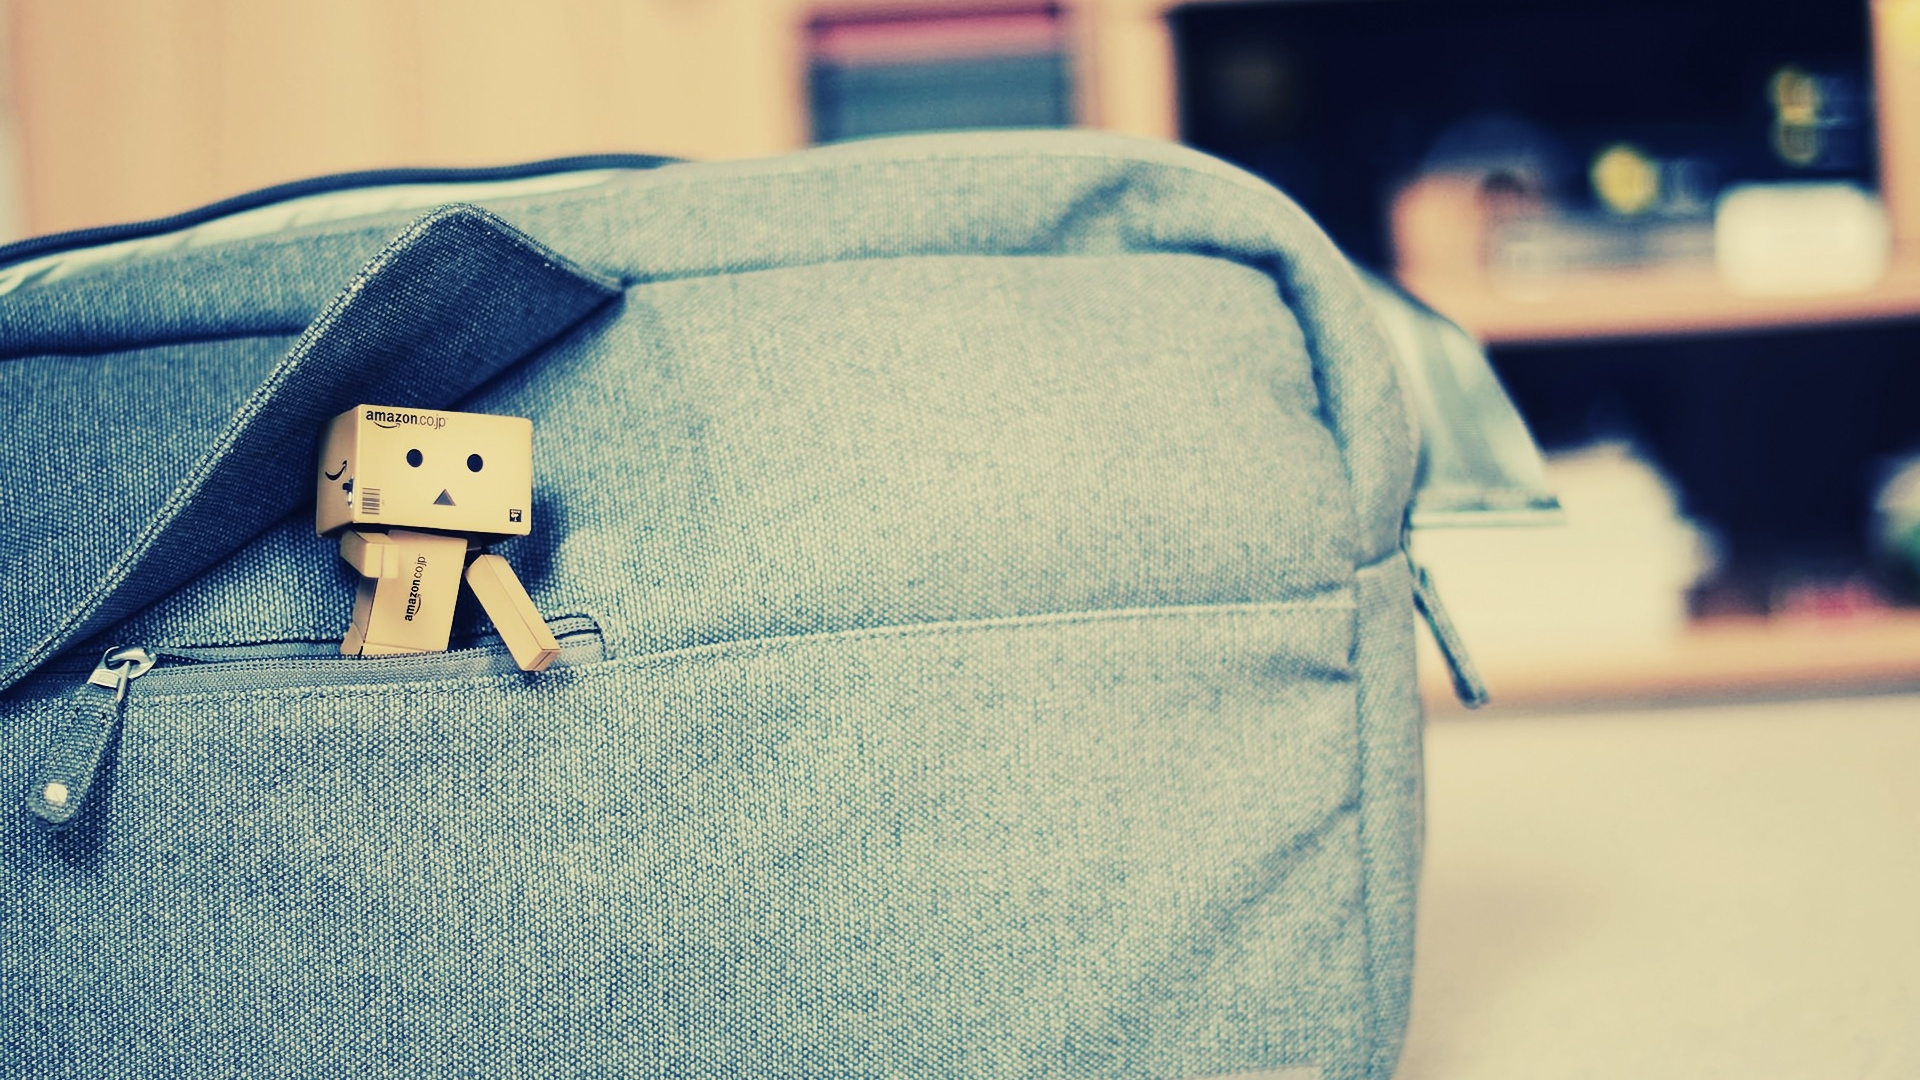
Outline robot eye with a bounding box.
[467,454,484,473]
[406,449,424,467]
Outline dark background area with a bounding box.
[1495,322,1920,607]
[1172,0,1919,610]
[1170,0,1876,268]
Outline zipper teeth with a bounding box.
[150,630,604,695]
[157,615,600,666]
[39,617,603,695]
[0,154,680,269]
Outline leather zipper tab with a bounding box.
[1410,562,1490,708]
[28,645,156,827]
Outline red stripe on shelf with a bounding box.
[812,10,1064,65]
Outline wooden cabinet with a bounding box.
[4,0,1187,236]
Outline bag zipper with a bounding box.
[27,646,157,827]
[0,154,679,271]
[24,617,603,829]
[1409,559,1490,709]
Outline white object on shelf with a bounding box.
[1412,441,1715,664]
[1714,182,1890,295]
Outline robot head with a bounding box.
[315,405,533,537]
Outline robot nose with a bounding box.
[434,490,456,506]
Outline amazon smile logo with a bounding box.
[366,409,447,430]
[403,556,428,621]
[324,460,348,481]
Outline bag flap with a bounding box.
[0,205,621,692]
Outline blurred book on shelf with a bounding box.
[807,6,1075,143]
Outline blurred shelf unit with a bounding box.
[1154,0,1920,711]
[1421,609,1920,712]
[1399,248,1920,346]
[1162,0,1920,345]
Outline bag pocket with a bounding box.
[0,204,623,695]
[4,599,1367,1080]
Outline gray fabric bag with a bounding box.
[1,131,1492,1079]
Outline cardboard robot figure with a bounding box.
[315,404,560,672]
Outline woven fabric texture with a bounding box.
[1,131,1421,1080]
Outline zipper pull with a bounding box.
[27,645,156,827]
[1410,561,1490,709]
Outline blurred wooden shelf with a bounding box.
[1423,609,1920,712]
[1401,255,1920,346]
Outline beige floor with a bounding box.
[1398,691,1920,1080]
